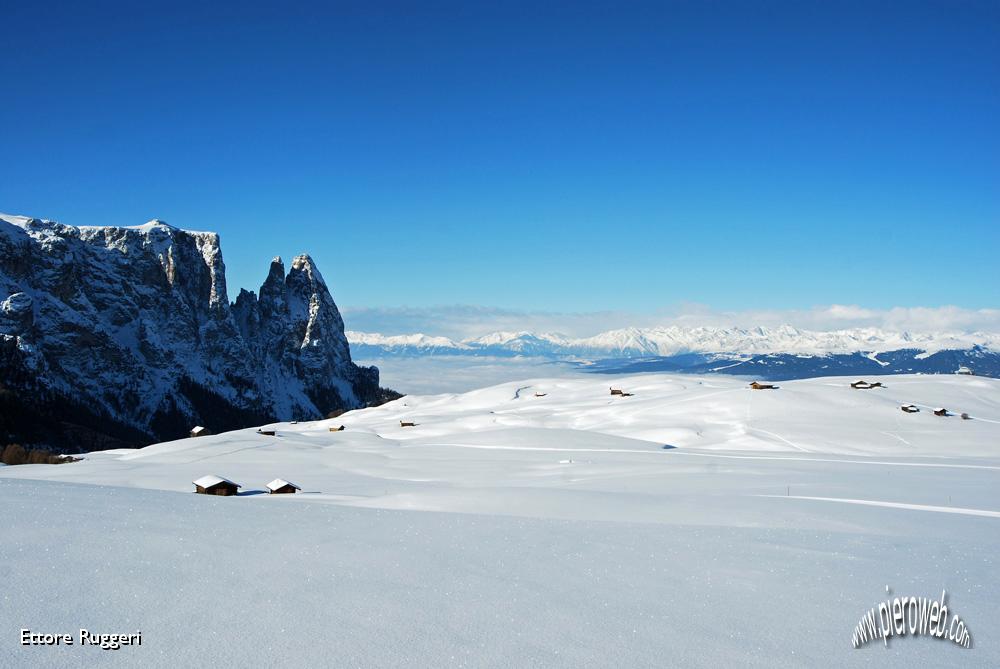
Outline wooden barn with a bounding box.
[534,392,547,397]
[901,404,919,413]
[400,421,416,427]
[193,475,241,496]
[750,382,776,390]
[610,388,624,396]
[868,382,884,388]
[189,425,212,438]
[266,478,301,495]
[933,408,949,417]
[851,381,871,389]
[329,425,346,432]
[257,428,276,436]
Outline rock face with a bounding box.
[0,213,381,451]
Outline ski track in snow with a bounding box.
[672,451,1000,470]
[761,494,1000,519]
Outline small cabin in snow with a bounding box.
[901,404,919,413]
[400,421,417,427]
[610,388,624,396]
[851,381,871,389]
[193,475,240,496]
[190,426,211,438]
[957,366,974,375]
[868,382,884,388]
[534,392,547,397]
[329,425,346,432]
[933,408,949,417]
[257,429,276,436]
[266,478,301,495]
[750,382,776,390]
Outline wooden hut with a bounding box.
[933,408,949,417]
[900,404,919,413]
[190,425,212,438]
[193,475,240,496]
[257,429,276,436]
[534,392,547,397]
[329,425,346,432]
[750,382,776,390]
[610,388,624,396]
[266,478,301,495]
[868,382,884,388]
[851,381,871,389]
[400,421,417,427]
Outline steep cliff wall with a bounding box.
[0,213,380,451]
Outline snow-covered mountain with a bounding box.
[0,213,383,451]
[349,325,1000,359]
[348,326,1000,380]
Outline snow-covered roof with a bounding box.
[193,475,240,489]
[190,426,208,435]
[266,478,301,491]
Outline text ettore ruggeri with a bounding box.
[20,629,142,650]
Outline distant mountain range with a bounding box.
[347,327,1000,380]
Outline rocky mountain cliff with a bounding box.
[0,213,387,452]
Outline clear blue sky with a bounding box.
[1,1,997,315]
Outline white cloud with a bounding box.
[341,303,1000,339]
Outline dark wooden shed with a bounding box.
[400,421,417,427]
[193,475,241,496]
[190,425,212,438]
[329,425,346,432]
[266,478,301,495]
[851,381,871,389]
[750,382,776,390]
[901,404,919,413]
[933,408,949,417]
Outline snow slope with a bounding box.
[2,373,998,666]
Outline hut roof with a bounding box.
[193,474,241,489]
[190,425,208,435]
[266,478,301,492]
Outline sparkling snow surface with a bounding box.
[2,373,999,667]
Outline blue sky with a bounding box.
[1,1,997,329]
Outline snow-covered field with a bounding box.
[2,373,999,667]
